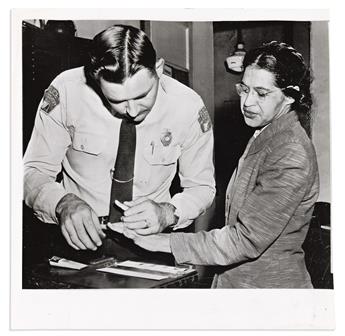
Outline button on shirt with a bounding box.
[24,67,216,229]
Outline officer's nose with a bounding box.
[126,100,139,118]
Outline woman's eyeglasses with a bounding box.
[235,83,279,101]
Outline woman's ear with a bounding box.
[284,95,295,106]
[155,58,165,78]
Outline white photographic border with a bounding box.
[6,2,343,333]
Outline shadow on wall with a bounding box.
[303,202,333,289]
[214,100,253,229]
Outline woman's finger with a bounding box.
[125,220,148,230]
[134,226,156,236]
[122,227,138,240]
[122,212,147,223]
[107,222,124,233]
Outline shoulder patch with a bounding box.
[198,106,212,133]
[40,85,60,114]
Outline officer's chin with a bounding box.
[130,111,150,124]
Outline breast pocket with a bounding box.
[140,142,181,190]
[144,142,181,166]
[72,131,106,156]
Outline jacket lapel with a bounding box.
[247,111,299,157]
[226,111,299,225]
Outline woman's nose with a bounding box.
[243,90,256,106]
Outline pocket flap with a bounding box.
[72,131,106,155]
[144,143,181,166]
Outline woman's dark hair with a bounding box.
[243,41,313,137]
[85,25,157,84]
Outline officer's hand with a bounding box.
[55,193,106,250]
[121,198,176,235]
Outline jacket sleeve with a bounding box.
[23,81,71,224]
[170,105,216,229]
[170,142,315,265]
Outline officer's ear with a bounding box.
[155,58,165,79]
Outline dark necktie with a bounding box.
[108,119,136,222]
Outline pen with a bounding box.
[150,141,155,155]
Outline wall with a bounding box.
[190,22,215,122]
[73,20,140,39]
[310,21,330,203]
[190,22,215,235]
[214,21,298,112]
[150,22,189,71]
[148,21,215,121]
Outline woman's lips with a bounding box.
[243,109,258,118]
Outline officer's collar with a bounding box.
[159,76,167,93]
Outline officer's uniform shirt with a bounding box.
[24,67,215,229]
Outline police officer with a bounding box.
[24,24,215,252]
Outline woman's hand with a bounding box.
[107,222,171,253]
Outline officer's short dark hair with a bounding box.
[85,25,157,84]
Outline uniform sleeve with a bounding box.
[170,142,315,265]
[170,105,216,229]
[23,81,71,224]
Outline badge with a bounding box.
[198,106,212,133]
[40,85,60,114]
[160,129,172,146]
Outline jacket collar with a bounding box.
[247,111,299,156]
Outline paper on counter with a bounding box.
[97,267,168,280]
[49,256,87,270]
[116,260,192,275]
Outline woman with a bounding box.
[116,41,319,288]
